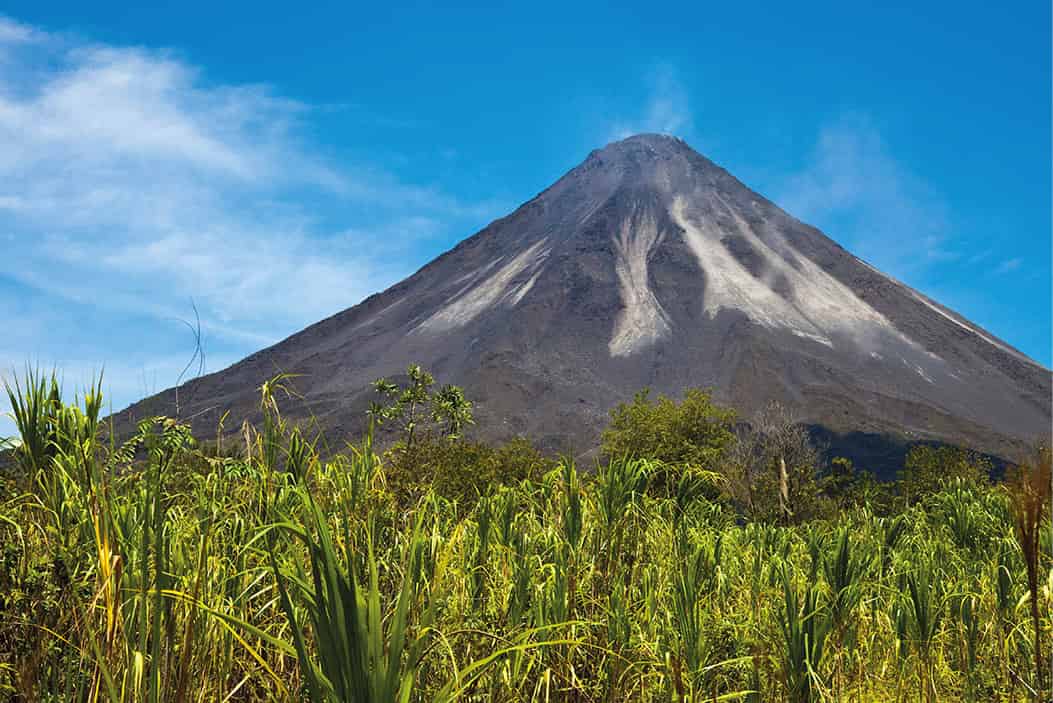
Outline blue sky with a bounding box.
[1,2,1049,437]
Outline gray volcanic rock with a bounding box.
[120,134,1051,464]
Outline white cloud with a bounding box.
[0,17,499,339]
[0,16,35,44]
[777,114,951,278]
[609,63,694,140]
[0,15,503,434]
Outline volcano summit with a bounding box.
[122,134,1051,464]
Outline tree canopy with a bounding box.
[601,388,736,470]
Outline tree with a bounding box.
[430,384,474,439]
[385,436,555,511]
[601,388,736,474]
[898,445,990,503]
[368,365,474,447]
[820,457,890,514]
[722,401,822,523]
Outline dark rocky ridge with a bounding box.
[119,134,1051,470]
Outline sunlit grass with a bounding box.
[0,369,1049,701]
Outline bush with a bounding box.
[384,435,556,510]
[601,388,736,470]
[819,457,893,515]
[899,445,991,502]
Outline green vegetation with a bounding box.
[899,445,993,503]
[369,364,475,447]
[602,388,736,470]
[0,367,1050,701]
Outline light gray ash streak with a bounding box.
[116,133,1052,468]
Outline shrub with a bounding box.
[384,435,556,509]
[899,445,991,502]
[601,388,735,474]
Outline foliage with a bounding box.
[819,456,892,514]
[384,435,556,510]
[602,388,735,488]
[899,444,992,502]
[1004,445,1052,695]
[3,366,63,476]
[722,402,825,523]
[777,565,830,703]
[0,368,1049,702]
[267,443,437,703]
[368,365,474,447]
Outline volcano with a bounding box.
[121,134,1050,467]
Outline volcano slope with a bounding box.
[119,134,1050,468]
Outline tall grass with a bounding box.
[1006,445,1052,696]
[0,369,1049,701]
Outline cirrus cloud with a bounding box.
[0,15,503,436]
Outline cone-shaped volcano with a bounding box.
[122,134,1051,466]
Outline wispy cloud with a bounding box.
[0,16,500,337]
[0,15,502,435]
[776,114,951,279]
[609,63,694,140]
